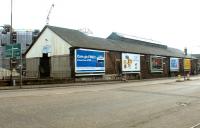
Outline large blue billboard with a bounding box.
[75,49,105,74]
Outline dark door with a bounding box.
[116,60,121,75]
[39,54,50,78]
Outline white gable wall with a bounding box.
[26,28,72,58]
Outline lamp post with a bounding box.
[8,0,23,87]
[10,0,12,44]
[9,0,13,86]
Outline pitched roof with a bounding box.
[107,32,186,57]
[47,26,120,51]
[191,54,200,59]
[25,25,187,58]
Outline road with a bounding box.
[0,79,200,128]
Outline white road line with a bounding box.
[55,92,65,95]
[190,123,200,128]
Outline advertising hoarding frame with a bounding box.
[170,57,179,72]
[184,58,191,71]
[150,56,163,72]
[122,53,141,73]
[75,48,105,75]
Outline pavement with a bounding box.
[1,75,200,128]
[0,75,200,90]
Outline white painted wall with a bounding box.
[26,28,72,58]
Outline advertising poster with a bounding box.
[170,58,179,71]
[75,49,105,73]
[184,59,191,71]
[122,53,140,72]
[151,56,163,72]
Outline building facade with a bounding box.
[25,25,197,81]
[191,54,200,74]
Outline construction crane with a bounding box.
[46,4,55,25]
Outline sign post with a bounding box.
[5,43,21,58]
[5,44,22,87]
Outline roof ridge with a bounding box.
[108,32,168,49]
[25,25,186,58]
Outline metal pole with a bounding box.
[10,0,12,43]
[20,45,23,88]
[10,0,13,86]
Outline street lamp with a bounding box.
[10,0,13,44]
[9,0,13,86]
[10,0,22,88]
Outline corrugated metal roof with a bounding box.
[25,25,187,58]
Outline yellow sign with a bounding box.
[184,59,191,70]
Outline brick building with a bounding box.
[24,25,196,81]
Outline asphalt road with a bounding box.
[1,79,200,128]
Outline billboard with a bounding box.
[150,56,163,72]
[122,53,140,72]
[75,49,105,73]
[170,58,179,71]
[184,59,191,71]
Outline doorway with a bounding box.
[116,60,121,75]
[39,53,50,78]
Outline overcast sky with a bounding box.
[1,0,200,54]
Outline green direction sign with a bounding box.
[5,43,21,58]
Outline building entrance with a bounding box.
[39,54,50,78]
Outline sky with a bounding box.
[1,0,200,54]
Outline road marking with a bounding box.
[190,123,200,128]
[55,92,65,95]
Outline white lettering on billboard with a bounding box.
[75,49,105,73]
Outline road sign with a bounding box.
[5,43,21,58]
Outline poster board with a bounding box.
[75,49,105,74]
[170,58,179,71]
[184,59,191,71]
[150,56,163,72]
[122,53,140,72]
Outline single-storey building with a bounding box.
[191,54,200,74]
[24,25,196,81]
